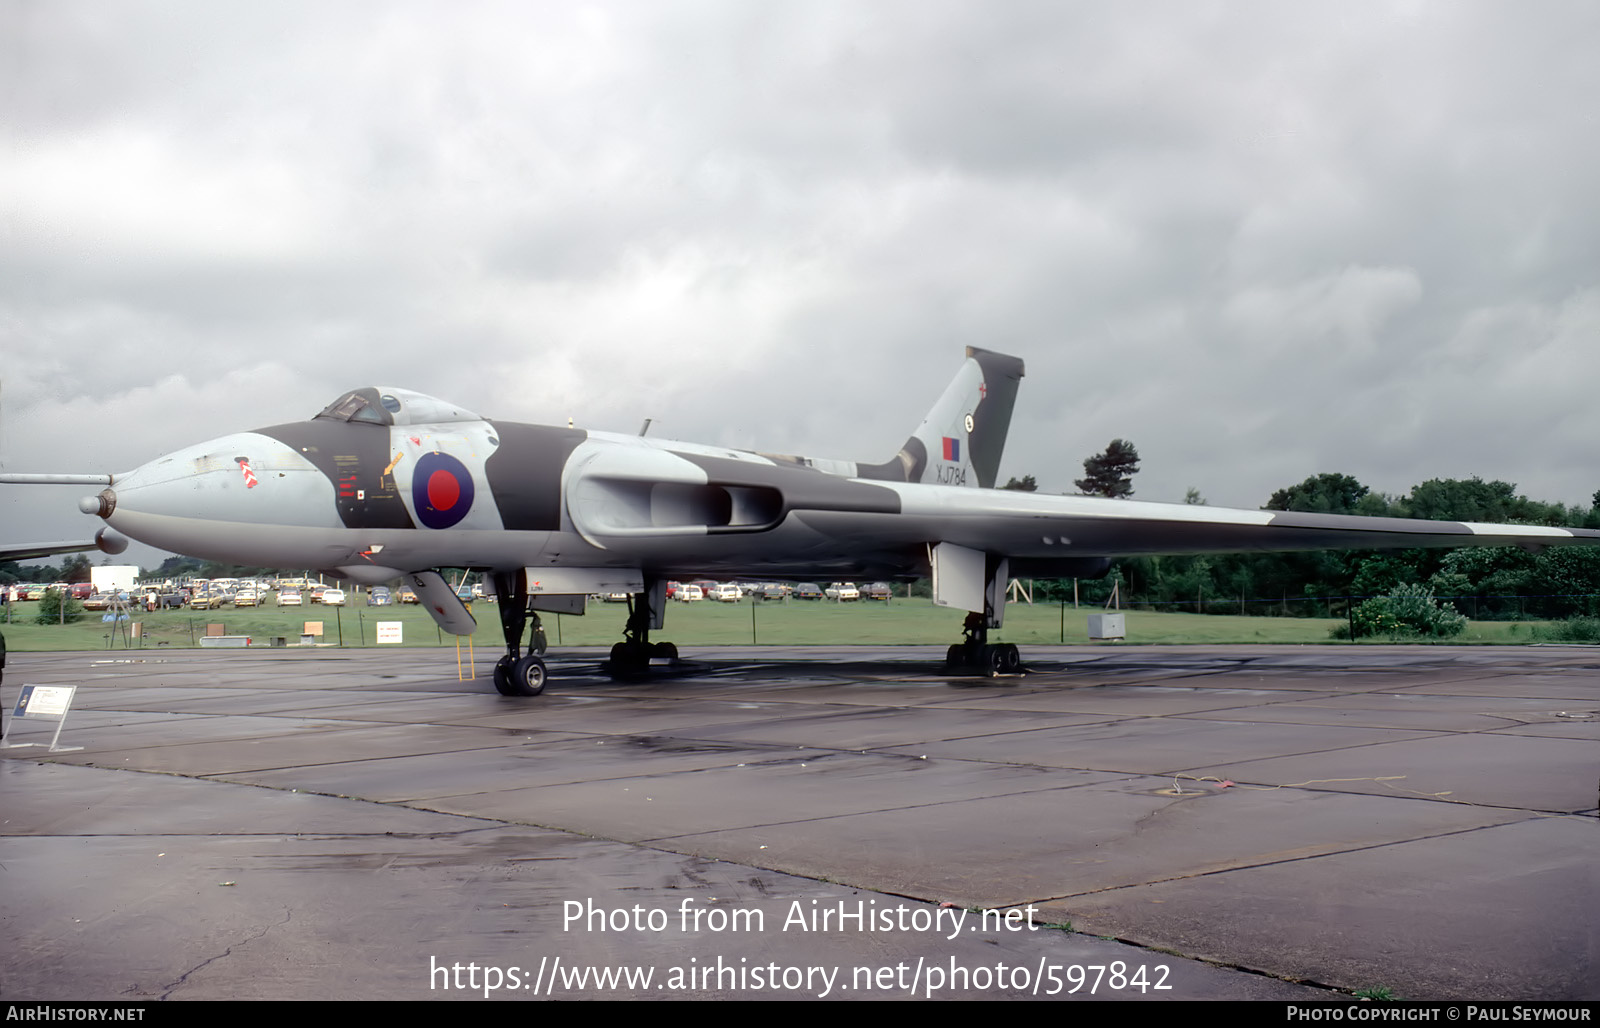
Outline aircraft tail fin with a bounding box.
[860,347,1025,489]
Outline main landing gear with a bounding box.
[945,611,1021,676]
[607,584,678,675]
[491,570,548,696]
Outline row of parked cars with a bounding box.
[175,581,432,610]
[664,581,894,602]
[8,577,895,612]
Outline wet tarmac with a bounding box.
[2,644,1595,1001]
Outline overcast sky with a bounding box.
[4,1,1598,569]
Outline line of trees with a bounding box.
[0,553,97,586]
[1034,451,1600,620]
[0,553,283,587]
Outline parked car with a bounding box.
[397,587,418,604]
[322,588,347,606]
[795,583,824,600]
[710,583,742,602]
[367,586,392,606]
[278,587,303,607]
[862,582,892,601]
[675,585,703,602]
[233,589,259,607]
[826,583,860,601]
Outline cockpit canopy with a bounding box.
[314,387,481,427]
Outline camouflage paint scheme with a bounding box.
[5,348,1598,686]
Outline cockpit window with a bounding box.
[313,386,481,426]
[314,389,392,425]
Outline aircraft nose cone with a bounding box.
[79,488,116,518]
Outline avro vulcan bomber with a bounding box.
[6,348,1597,695]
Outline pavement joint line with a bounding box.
[1020,817,1531,903]
[653,722,1132,748]
[1168,773,1596,815]
[10,828,508,839]
[849,735,1464,782]
[632,783,1173,842]
[9,762,559,834]
[1089,937,1355,998]
[185,746,543,778]
[1017,925,1353,998]
[209,753,839,792]
[1167,709,1593,731]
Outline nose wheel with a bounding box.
[490,570,551,697]
[494,653,548,696]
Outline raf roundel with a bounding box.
[412,451,476,529]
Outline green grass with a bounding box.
[0,597,1577,651]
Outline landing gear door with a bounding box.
[931,542,985,614]
[409,570,477,636]
[522,566,639,615]
[930,542,1008,629]
[524,567,644,596]
[984,556,1009,629]
[530,594,586,615]
[644,578,667,631]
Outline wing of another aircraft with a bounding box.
[0,540,99,563]
[0,475,121,563]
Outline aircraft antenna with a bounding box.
[638,418,652,437]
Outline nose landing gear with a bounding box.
[495,651,548,696]
[491,570,548,696]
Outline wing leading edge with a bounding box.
[878,485,1600,563]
